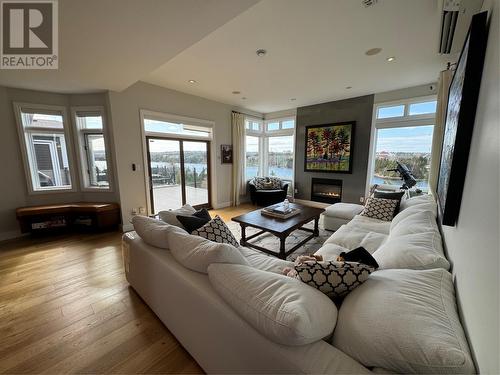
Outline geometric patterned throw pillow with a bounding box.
[295,260,375,298]
[360,197,398,221]
[253,177,282,190]
[191,215,239,247]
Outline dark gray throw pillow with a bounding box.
[374,190,405,214]
[176,209,211,233]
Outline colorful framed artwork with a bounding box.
[437,11,488,226]
[304,122,355,173]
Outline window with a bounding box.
[268,136,294,180]
[73,108,111,189]
[245,116,295,191]
[245,136,260,180]
[143,112,213,139]
[370,97,437,192]
[14,104,74,192]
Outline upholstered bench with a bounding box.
[322,202,364,231]
[16,202,120,233]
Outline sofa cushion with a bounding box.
[347,214,391,235]
[132,215,184,249]
[192,215,239,247]
[314,243,348,261]
[168,229,249,274]
[208,263,338,346]
[332,268,475,374]
[360,197,398,222]
[239,246,294,274]
[158,204,196,228]
[373,231,450,270]
[324,203,364,220]
[324,225,388,254]
[390,210,439,237]
[400,194,437,216]
[295,260,374,298]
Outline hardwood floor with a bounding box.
[209,202,255,222]
[0,231,203,374]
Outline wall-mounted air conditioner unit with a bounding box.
[438,0,484,54]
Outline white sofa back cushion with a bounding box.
[208,263,338,346]
[332,268,475,374]
[373,231,450,270]
[168,229,249,274]
[400,194,437,215]
[132,215,185,249]
[390,210,439,237]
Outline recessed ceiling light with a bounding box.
[188,79,196,83]
[256,49,267,57]
[290,98,296,101]
[345,86,352,89]
[386,56,396,62]
[241,97,247,100]
[365,48,382,56]
[232,91,241,95]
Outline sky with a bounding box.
[376,125,434,153]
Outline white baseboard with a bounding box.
[293,199,330,209]
[0,229,26,242]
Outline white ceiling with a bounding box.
[0,0,450,113]
[144,0,450,113]
[0,0,258,93]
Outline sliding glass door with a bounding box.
[146,137,211,213]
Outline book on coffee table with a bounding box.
[261,204,301,219]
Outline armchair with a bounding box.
[248,178,289,206]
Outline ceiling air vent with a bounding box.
[362,0,377,8]
[439,0,461,54]
[438,0,484,55]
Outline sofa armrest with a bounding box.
[281,183,289,193]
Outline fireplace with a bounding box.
[311,178,342,204]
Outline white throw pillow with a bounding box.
[208,263,338,346]
[131,215,184,249]
[332,268,475,374]
[390,210,439,237]
[168,229,249,274]
[373,231,450,270]
[158,204,196,228]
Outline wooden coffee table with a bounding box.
[231,203,325,259]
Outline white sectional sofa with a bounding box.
[122,194,475,374]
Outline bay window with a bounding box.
[245,117,295,190]
[369,97,437,192]
[14,103,74,193]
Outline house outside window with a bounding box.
[369,97,437,192]
[245,117,295,191]
[14,103,75,193]
[72,107,111,190]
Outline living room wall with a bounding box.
[293,94,374,203]
[107,81,262,229]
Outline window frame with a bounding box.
[71,106,114,192]
[13,102,77,194]
[245,116,296,192]
[366,95,437,195]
